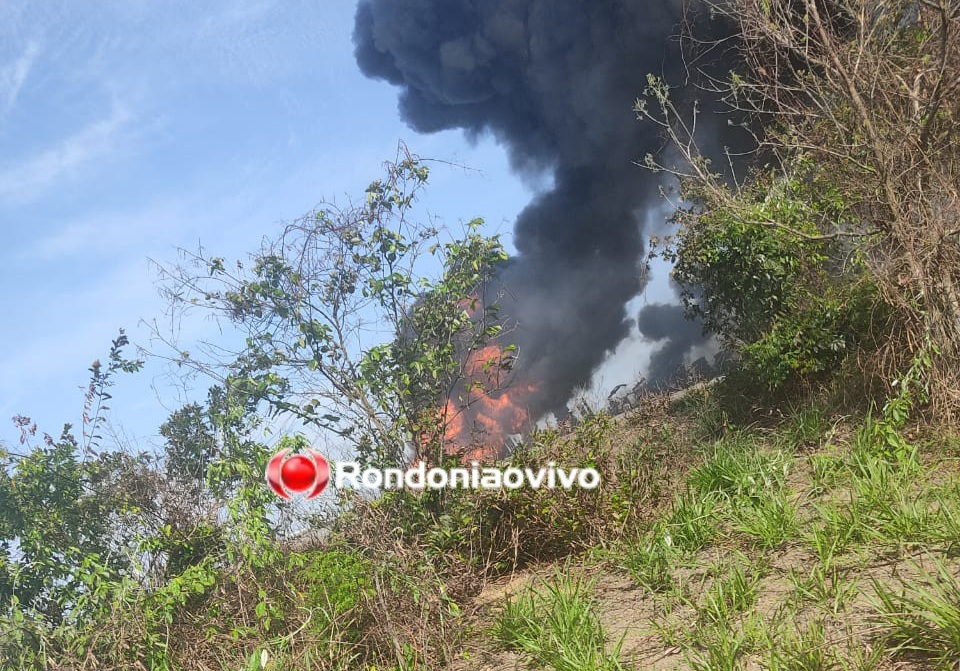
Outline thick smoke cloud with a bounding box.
[636,302,707,386]
[354,0,733,418]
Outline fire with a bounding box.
[438,342,538,461]
[413,295,537,463]
[465,344,509,386]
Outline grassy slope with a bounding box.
[449,397,960,671]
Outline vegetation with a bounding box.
[3,0,960,668]
[640,0,960,412]
[157,147,512,471]
[492,571,625,671]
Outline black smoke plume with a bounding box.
[354,0,736,421]
[637,302,707,386]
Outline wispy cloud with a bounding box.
[0,40,40,117]
[0,103,132,203]
[25,217,132,260]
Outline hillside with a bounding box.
[445,393,960,671]
[3,0,959,667]
[185,383,960,671]
[5,360,960,670]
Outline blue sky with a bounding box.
[0,0,672,449]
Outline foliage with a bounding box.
[766,619,838,671]
[665,172,835,343]
[687,433,790,502]
[340,412,653,577]
[12,29,960,662]
[871,558,960,668]
[657,163,886,389]
[732,492,798,550]
[159,402,217,489]
[641,0,960,411]
[621,533,676,592]
[0,331,145,620]
[696,560,762,629]
[158,148,511,469]
[0,151,532,671]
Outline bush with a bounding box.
[663,168,888,390]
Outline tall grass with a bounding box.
[871,558,960,668]
[766,619,837,671]
[688,435,790,502]
[733,492,799,549]
[620,532,675,592]
[492,571,624,671]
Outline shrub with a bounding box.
[662,170,888,391]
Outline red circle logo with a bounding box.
[265,448,329,499]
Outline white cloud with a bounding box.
[22,137,400,262]
[0,40,39,117]
[0,103,132,203]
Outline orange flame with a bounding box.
[438,342,538,461]
[413,294,536,463]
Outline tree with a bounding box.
[0,333,150,619]
[640,0,960,408]
[160,403,216,488]
[156,148,513,469]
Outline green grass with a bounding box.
[685,627,749,671]
[860,490,943,546]
[684,611,766,671]
[871,558,960,668]
[934,480,960,552]
[846,415,921,478]
[732,491,799,549]
[697,560,762,627]
[671,558,767,671]
[781,404,830,449]
[620,533,675,592]
[766,618,837,671]
[786,564,859,615]
[826,446,957,549]
[664,491,720,552]
[808,453,845,494]
[492,571,624,671]
[847,448,917,502]
[504,405,960,671]
[688,436,790,503]
[806,503,867,567]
